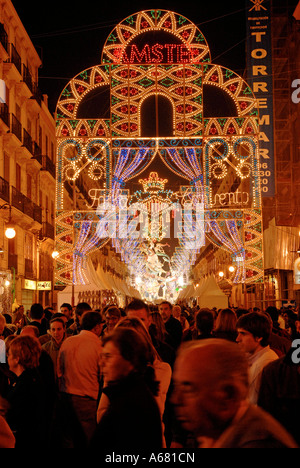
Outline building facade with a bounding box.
[0,0,56,313]
[190,0,300,310]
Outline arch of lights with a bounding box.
[55,10,263,302]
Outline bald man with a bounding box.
[172,339,298,448]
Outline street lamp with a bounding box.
[0,203,16,239]
[51,250,59,259]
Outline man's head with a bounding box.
[236,311,271,355]
[195,309,214,335]
[172,339,249,440]
[29,303,44,322]
[105,307,121,332]
[126,299,151,329]
[81,311,103,336]
[158,301,173,323]
[74,302,92,326]
[20,325,40,338]
[49,318,66,344]
[60,303,73,320]
[172,305,181,320]
[265,306,278,325]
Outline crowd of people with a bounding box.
[0,298,300,449]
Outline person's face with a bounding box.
[60,306,72,320]
[0,321,4,339]
[236,328,261,354]
[127,308,150,329]
[7,349,19,373]
[172,349,228,439]
[105,313,120,331]
[159,304,172,322]
[101,341,133,383]
[50,321,65,344]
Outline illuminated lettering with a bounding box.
[212,190,249,207]
[259,148,270,159]
[259,132,269,142]
[253,65,267,76]
[251,48,267,59]
[257,98,268,108]
[130,44,151,62]
[113,43,199,64]
[253,82,268,93]
[251,31,266,42]
[151,43,164,63]
[258,115,270,125]
[164,44,177,62]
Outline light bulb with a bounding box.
[5,226,16,239]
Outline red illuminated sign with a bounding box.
[112,43,201,64]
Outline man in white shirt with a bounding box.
[57,310,103,447]
[236,311,278,404]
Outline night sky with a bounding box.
[11,0,248,115]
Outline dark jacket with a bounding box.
[5,368,49,448]
[164,316,182,350]
[90,372,162,450]
[216,404,298,448]
[257,349,300,445]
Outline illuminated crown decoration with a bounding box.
[139,172,168,192]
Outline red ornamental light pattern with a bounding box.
[54,9,263,294]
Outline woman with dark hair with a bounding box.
[213,308,238,342]
[91,327,163,449]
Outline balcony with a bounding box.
[42,221,55,240]
[32,142,42,166]
[8,253,18,274]
[0,176,9,203]
[31,84,42,107]
[5,43,22,75]
[0,103,9,128]
[42,154,56,178]
[0,23,8,54]
[25,258,35,279]
[11,186,42,224]
[23,128,33,154]
[22,64,33,94]
[10,113,22,142]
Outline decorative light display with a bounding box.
[55,9,263,301]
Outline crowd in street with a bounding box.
[0,298,300,449]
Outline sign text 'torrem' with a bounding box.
[246,0,275,197]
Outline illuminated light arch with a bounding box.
[55,9,263,298]
[101,10,211,65]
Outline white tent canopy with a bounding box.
[57,257,140,308]
[196,275,228,309]
[57,257,106,308]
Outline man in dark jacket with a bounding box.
[158,301,182,350]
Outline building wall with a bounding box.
[0,0,56,313]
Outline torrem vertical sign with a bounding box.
[246,0,275,197]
